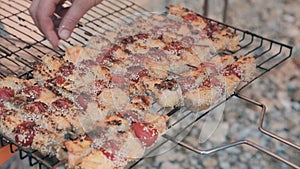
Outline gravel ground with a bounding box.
[1,0,299,169]
[134,0,300,169]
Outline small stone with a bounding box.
[155,150,185,163]
[242,143,258,155]
[286,27,299,37]
[276,92,292,112]
[252,164,264,169]
[227,147,241,154]
[189,157,199,167]
[289,88,300,101]
[160,161,180,169]
[286,113,300,126]
[202,158,218,168]
[239,152,252,162]
[282,13,296,23]
[205,122,229,144]
[219,161,230,169]
[273,99,285,111]
[236,162,248,169]
[292,57,300,68]
[269,120,286,131]
[236,127,253,139]
[217,152,228,162]
[191,127,200,136]
[259,138,269,148]
[184,135,200,147]
[181,158,192,169]
[245,108,257,122]
[290,125,300,139]
[276,131,288,139]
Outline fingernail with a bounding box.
[59,29,70,40]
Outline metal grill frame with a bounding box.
[0,0,298,168]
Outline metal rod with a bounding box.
[237,94,300,150]
[165,94,300,168]
[223,0,228,22]
[203,0,209,17]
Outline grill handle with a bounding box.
[163,94,300,169]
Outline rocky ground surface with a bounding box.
[2,0,299,169]
[134,0,300,169]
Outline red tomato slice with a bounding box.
[14,121,36,147]
[131,122,158,147]
[76,93,90,110]
[223,64,242,79]
[44,76,66,88]
[126,66,148,83]
[181,36,195,48]
[22,85,42,100]
[105,45,121,58]
[0,88,14,102]
[183,13,198,22]
[202,77,225,94]
[59,62,75,77]
[134,33,149,40]
[204,22,219,38]
[164,41,184,55]
[177,76,197,93]
[52,98,73,109]
[24,102,48,114]
[0,103,8,115]
[110,76,127,89]
[199,62,219,75]
[54,76,66,85]
[117,110,140,123]
[100,140,120,161]
[121,35,135,44]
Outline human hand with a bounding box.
[29,0,103,48]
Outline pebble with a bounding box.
[290,89,300,101]
[189,157,199,167]
[244,108,257,122]
[202,158,218,168]
[235,163,248,169]
[207,122,229,143]
[219,161,231,169]
[239,152,253,162]
[282,13,296,23]
[242,143,259,155]
[269,120,287,131]
[159,161,179,169]
[226,147,241,155]
[155,150,185,164]
[286,113,300,126]
[286,27,299,37]
[236,127,253,140]
[292,57,300,68]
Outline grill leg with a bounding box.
[203,0,209,17]
[223,0,228,22]
[203,0,228,22]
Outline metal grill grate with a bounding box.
[0,0,298,169]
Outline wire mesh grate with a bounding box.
[0,0,297,168]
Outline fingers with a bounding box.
[57,0,94,40]
[29,0,103,47]
[58,0,103,40]
[29,0,40,29]
[29,0,61,47]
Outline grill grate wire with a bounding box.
[0,0,298,168]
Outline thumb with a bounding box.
[58,1,95,40]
